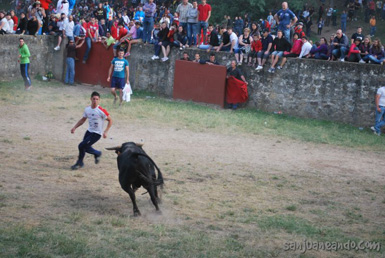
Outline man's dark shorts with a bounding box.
[111,77,125,89]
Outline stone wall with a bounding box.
[0,34,65,82]
[1,34,383,126]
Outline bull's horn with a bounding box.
[135,139,144,147]
[105,145,121,150]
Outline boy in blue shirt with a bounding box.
[107,49,129,105]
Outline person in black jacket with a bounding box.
[207,24,219,51]
[27,15,39,36]
[16,12,28,35]
[157,22,170,61]
[268,30,291,73]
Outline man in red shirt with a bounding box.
[82,17,99,64]
[197,0,211,45]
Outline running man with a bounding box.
[18,38,32,90]
[70,91,112,170]
[107,48,129,105]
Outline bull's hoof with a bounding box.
[155,209,162,215]
[134,211,141,217]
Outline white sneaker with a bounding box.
[339,58,345,62]
[151,55,159,60]
[54,46,60,51]
[359,59,365,64]
[370,126,376,132]
[277,65,282,70]
[255,65,263,71]
[162,57,169,62]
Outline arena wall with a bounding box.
[1,34,383,126]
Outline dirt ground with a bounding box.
[0,83,384,257]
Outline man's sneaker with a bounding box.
[255,65,263,71]
[277,65,282,70]
[162,57,169,62]
[54,46,60,51]
[270,68,275,73]
[370,126,376,132]
[95,153,102,164]
[151,55,159,60]
[359,59,365,64]
[339,58,345,62]
[71,163,84,170]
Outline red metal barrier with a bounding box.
[75,42,114,87]
[173,60,227,108]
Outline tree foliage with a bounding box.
[208,0,318,24]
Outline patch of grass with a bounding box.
[258,214,348,242]
[286,205,297,211]
[23,136,30,141]
[1,80,384,151]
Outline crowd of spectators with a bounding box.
[0,0,384,67]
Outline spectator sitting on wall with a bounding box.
[248,33,262,67]
[180,51,190,61]
[279,33,303,68]
[63,14,75,41]
[172,25,188,49]
[157,21,170,61]
[27,15,39,36]
[200,53,219,65]
[346,38,362,62]
[204,24,220,51]
[268,30,291,73]
[359,36,371,63]
[255,29,273,72]
[102,30,116,49]
[216,27,230,52]
[0,11,9,35]
[298,36,312,58]
[151,23,162,60]
[5,13,14,34]
[367,38,385,64]
[236,27,252,65]
[82,16,99,64]
[125,21,143,57]
[16,12,28,34]
[112,22,128,57]
[54,13,66,51]
[309,37,329,60]
[331,29,349,62]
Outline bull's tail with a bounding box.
[133,153,164,187]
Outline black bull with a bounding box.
[106,142,164,216]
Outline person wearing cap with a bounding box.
[371,85,385,136]
[274,2,298,41]
[29,1,46,35]
[255,29,273,71]
[294,22,306,38]
[346,37,362,62]
[65,37,85,85]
